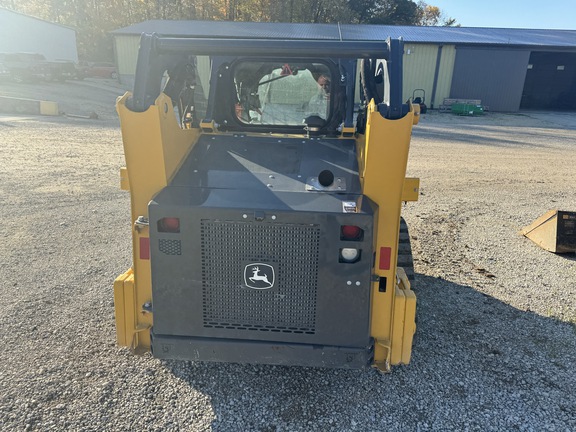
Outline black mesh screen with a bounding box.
[159,239,182,255]
[200,220,320,334]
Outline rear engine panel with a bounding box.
[148,135,376,367]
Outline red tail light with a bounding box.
[158,217,180,233]
[341,225,363,240]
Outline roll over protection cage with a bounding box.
[129,33,406,121]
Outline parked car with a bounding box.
[81,61,118,79]
[53,59,79,81]
[0,52,76,82]
[0,52,49,82]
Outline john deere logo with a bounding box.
[244,263,275,289]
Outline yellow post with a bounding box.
[356,101,417,369]
[114,93,200,351]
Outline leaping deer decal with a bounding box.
[248,266,272,286]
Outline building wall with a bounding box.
[0,8,77,62]
[114,35,140,87]
[114,35,212,94]
[403,43,456,109]
[434,45,457,109]
[450,46,531,112]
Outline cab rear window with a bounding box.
[233,61,332,126]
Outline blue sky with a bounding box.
[429,0,575,29]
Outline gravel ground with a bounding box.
[0,80,575,431]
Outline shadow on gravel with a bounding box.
[159,274,576,430]
[0,114,119,129]
[558,253,576,262]
[413,125,568,149]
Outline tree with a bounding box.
[417,1,459,26]
[349,0,421,25]
[347,0,457,26]
[375,0,420,25]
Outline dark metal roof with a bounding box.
[112,20,576,48]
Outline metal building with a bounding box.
[0,8,78,62]
[112,21,576,112]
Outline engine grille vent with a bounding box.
[201,220,320,334]
[159,239,182,255]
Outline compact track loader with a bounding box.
[114,23,420,371]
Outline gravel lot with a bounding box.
[1,80,575,431]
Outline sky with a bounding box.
[428,0,575,30]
